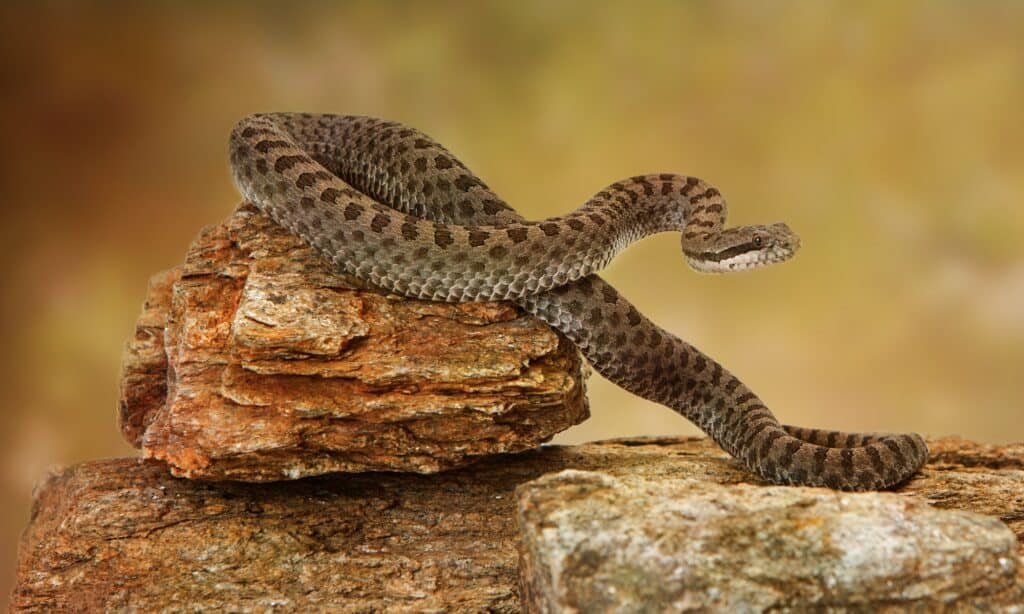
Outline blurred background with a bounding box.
[2,1,1023,604]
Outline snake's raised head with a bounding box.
[683,222,801,273]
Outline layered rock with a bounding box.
[118,203,589,481]
[10,437,1024,611]
[517,470,1023,612]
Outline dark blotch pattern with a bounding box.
[274,155,304,173]
[344,203,364,220]
[467,230,490,247]
[434,228,454,248]
[506,227,529,243]
[320,188,341,203]
[540,223,560,237]
[454,175,479,192]
[370,213,390,233]
[482,199,504,215]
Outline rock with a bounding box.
[118,203,588,481]
[516,471,1024,613]
[10,437,1023,612]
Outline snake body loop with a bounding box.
[229,113,928,490]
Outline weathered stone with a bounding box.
[118,203,588,480]
[903,437,1024,549]
[10,437,1024,612]
[517,470,1024,613]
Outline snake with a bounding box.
[228,112,928,490]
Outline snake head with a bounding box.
[683,222,801,273]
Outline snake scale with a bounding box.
[229,112,928,490]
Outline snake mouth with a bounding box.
[687,245,796,273]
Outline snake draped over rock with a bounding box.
[229,112,928,490]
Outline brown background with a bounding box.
[2,2,1023,606]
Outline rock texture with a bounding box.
[517,471,1024,612]
[11,437,1024,612]
[118,203,588,480]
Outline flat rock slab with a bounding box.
[118,203,588,480]
[517,471,1024,612]
[11,437,1023,612]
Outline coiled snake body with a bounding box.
[229,113,927,490]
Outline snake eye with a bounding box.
[753,235,764,248]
